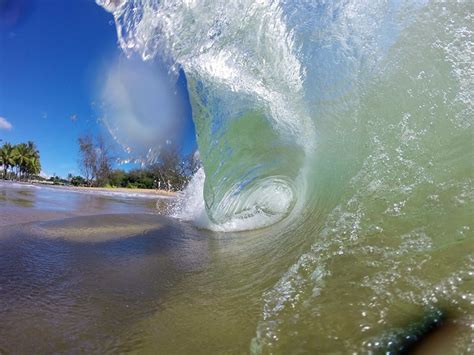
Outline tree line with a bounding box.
[0,141,41,180]
[75,134,198,191]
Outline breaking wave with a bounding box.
[98,0,473,352]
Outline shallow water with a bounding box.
[0,181,159,226]
[0,213,207,353]
[0,185,472,353]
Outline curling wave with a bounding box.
[97,0,314,230]
[98,0,473,352]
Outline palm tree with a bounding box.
[1,141,42,181]
[25,141,41,179]
[27,155,41,177]
[0,146,3,177]
[0,143,15,179]
[26,141,39,157]
[12,143,30,180]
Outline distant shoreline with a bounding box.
[61,185,177,197]
[2,180,177,198]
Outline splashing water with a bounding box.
[98,0,473,352]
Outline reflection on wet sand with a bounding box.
[32,214,166,242]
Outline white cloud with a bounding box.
[0,116,12,130]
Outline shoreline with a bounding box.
[59,185,177,197]
[1,180,177,198]
[0,180,175,227]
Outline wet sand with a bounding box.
[0,180,173,227]
[51,184,177,198]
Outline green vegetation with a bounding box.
[0,141,41,180]
[76,134,198,191]
[0,136,197,192]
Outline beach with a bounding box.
[51,184,177,197]
[0,180,174,227]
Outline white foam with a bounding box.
[171,167,299,232]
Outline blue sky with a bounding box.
[0,0,196,177]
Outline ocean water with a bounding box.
[0,0,472,353]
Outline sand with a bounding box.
[55,185,177,197]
